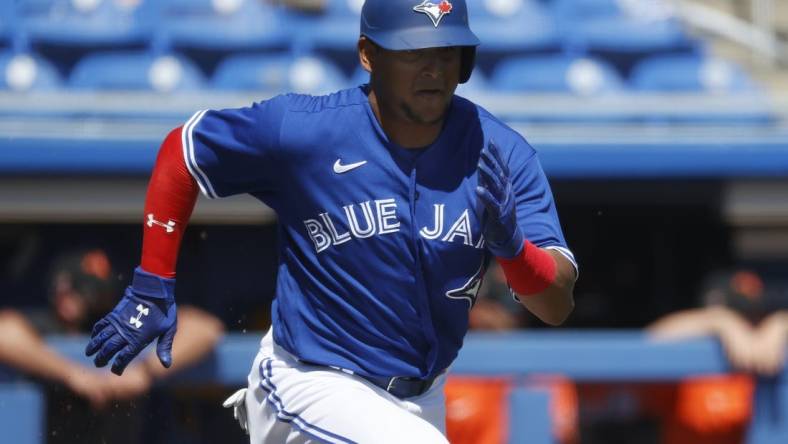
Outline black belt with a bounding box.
[358,374,439,399]
[299,359,438,398]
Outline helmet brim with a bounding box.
[362,26,480,51]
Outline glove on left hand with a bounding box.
[476,140,524,258]
[85,267,177,375]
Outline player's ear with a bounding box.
[358,36,375,74]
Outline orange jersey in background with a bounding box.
[445,376,579,444]
[640,374,754,444]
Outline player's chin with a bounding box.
[410,93,450,122]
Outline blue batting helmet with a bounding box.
[360,0,480,83]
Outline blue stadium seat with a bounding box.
[0,51,62,91]
[551,0,623,20]
[290,0,364,52]
[467,0,560,52]
[568,16,695,54]
[455,69,489,96]
[68,51,205,92]
[15,0,158,47]
[211,53,347,94]
[490,55,624,95]
[159,0,287,51]
[0,2,15,48]
[629,54,756,93]
[551,0,698,73]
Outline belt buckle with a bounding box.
[385,376,401,393]
[385,376,431,398]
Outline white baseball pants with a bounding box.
[241,328,449,444]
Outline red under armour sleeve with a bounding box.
[496,240,557,296]
[140,127,199,278]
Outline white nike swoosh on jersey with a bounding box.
[333,159,367,174]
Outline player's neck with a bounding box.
[368,90,443,149]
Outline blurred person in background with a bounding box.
[445,262,579,444]
[0,248,225,444]
[644,267,788,444]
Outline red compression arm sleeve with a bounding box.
[496,240,557,296]
[140,127,199,278]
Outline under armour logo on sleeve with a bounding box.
[129,304,149,329]
[147,213,176,233]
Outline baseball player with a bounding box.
[85,0,577,442]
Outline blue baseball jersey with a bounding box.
[183,85,576,379]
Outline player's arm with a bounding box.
[0,309,110,407]
[476,141,575,326]
[141,304,225,379]
[506,249,575,326]
[647,305,750,339]
[750,310,788,376]
[85,126,199,375]
[648,306,756,373]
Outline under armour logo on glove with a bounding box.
[147,213,176,233]
[129,304,149,329]
[85,267,178,375]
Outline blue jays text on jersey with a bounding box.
[182,85,577,380]
[304,198,486,254]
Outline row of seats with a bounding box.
[0,0,686,48]
[0,49,756,95]
[1,0,697,64]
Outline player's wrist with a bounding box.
[496,240,557,296]
[487,225,524,259]
[131,266,176,303]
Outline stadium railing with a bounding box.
[1,332,787,444]
[0,91,783,174]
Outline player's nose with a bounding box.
[419,53,448,78]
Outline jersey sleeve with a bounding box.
[181,95,289,199]
[508,140,578,274]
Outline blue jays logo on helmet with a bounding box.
[361,0,479,83]
[413,0,453,27]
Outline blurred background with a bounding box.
[0,0,787,443]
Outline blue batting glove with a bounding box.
[85,267,177,375]
[475,140,524,258]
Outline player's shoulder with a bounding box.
[454,95,537,160]
[206,86,366,121]
[280,86,368,114]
